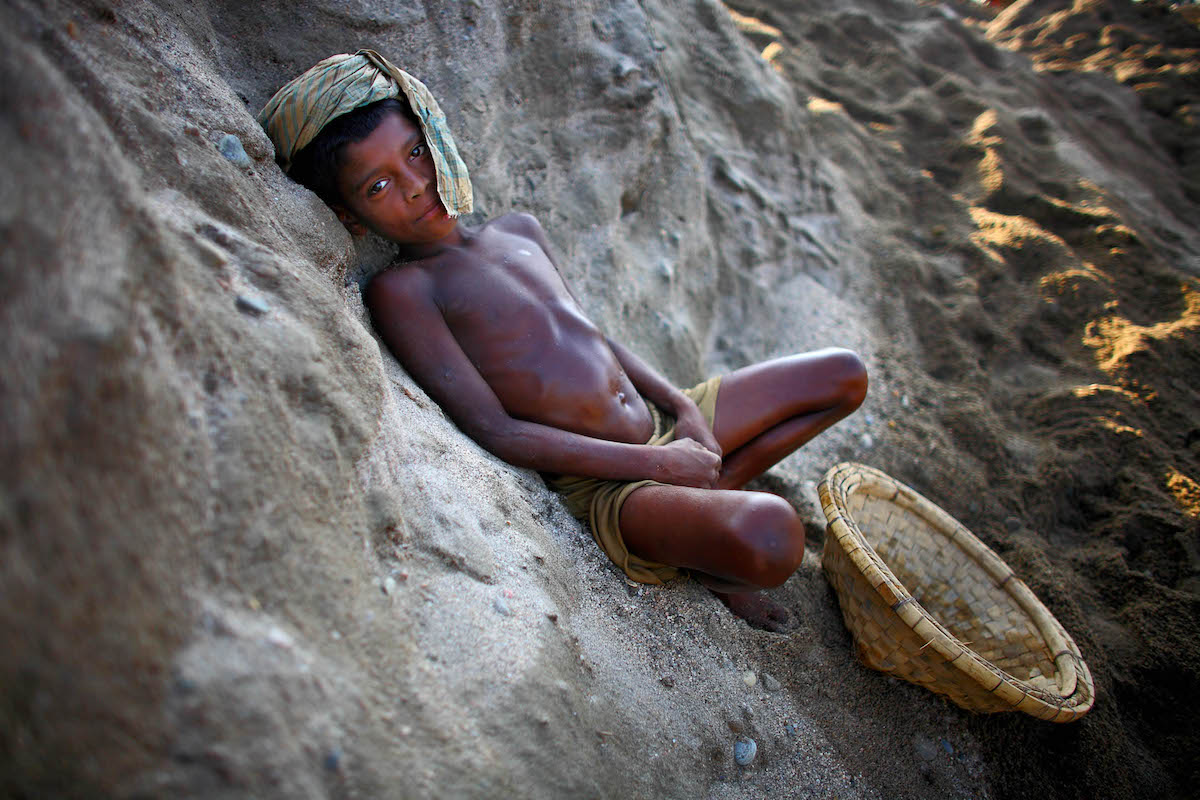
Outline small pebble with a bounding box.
[1004,516,1021,532]
[901,394,911,408]
[660,674,675,688]
[217,133,252,166]
[493,597,512,616]
[382,576,397,596]
[762,673,781,692]
[941,738,954,755]
[546,612,558,623]
[742,670,757,688]
[784,722,798,737]
[615,58,640,80]
[265,626,294,649]
[323,748,341,772]
[913,734,938,763]
[734,738,757,766]
[236,294,270,315]
[859,433,875,449]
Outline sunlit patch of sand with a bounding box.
[760,41,784,70]
[1026,380,1151,450]
[1082,282,1200,374]
[968,205,1054,244]
[1165,467,1200,518]
[967,206,1074,270]
[979,0,1200,201]
[807,96,845,114]
[967,108,1003,146]
[1039,264,1115,311]
[1069,383,1141,402]
[1098,417,1143,438]
[724,4,785,70]
[724,5,782,40]
[977,147,1005,195]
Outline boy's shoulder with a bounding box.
[364,256,431,318]
[492,210,544,238]
[364,212,547,306]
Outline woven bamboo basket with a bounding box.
[818,463,1094,721]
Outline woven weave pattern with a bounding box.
[819,463,1094,721]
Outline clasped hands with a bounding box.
[655,403,723,488]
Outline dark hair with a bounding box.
[288,98,418,205]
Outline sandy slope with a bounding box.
[1,0,1198,798]
[731,1,1200,795]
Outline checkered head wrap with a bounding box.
[257,49,473,217]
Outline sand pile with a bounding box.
[2,0,1197,797]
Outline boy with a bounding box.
[260,52,867,630]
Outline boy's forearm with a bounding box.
[604,337,722,459]
[477,417,665,481]
[605,339,694,415]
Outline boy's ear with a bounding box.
[332,204,368,236]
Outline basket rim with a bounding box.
[818,462,1095,722]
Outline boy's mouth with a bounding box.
[416,201,444,222]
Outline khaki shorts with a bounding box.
[547,376,722,585]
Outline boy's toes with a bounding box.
[715,590,794,633]
[762,602,792,633]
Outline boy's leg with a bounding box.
[617,484,804,630]
[618,348,866,629]
[710,348,867,489]
[619,485,805,590]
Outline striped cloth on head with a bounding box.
[257,49,473,217]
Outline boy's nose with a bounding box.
[397,165,429,200]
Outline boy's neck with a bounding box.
[395,220,467,261]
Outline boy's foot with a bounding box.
[714,590,792,633]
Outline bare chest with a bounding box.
[436,245,590,350]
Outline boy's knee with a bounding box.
[827,347,868,411]
[727,494,806,588]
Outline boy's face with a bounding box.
[332,110,458,247]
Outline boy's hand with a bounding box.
[673,404,723,458]
[655,438,722,488]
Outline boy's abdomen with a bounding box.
[494,344,653,443]
[474,318,653,443]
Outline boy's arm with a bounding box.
[365,269,720,486]
[605,338,723,458]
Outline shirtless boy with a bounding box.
[259,52,867,630]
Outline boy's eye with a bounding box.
[367,178,388,197]
[410,143,427,159]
